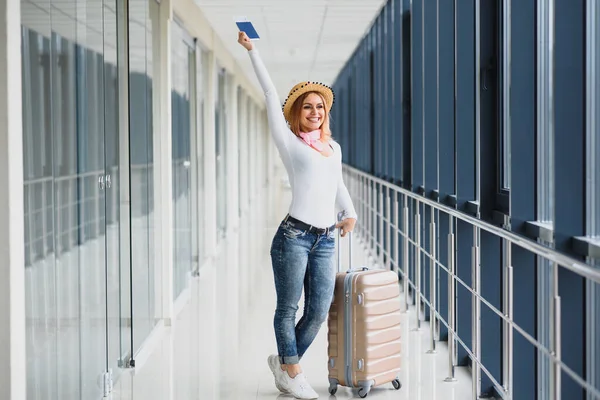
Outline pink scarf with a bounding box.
[299,129,325,152]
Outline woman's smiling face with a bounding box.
[299,92,326,132]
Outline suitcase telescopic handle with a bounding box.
[336,212,353,273]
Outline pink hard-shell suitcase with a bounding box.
[327,230,402,398]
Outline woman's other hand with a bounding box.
[336,218,356,238]
[238,31,254,51]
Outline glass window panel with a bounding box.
[536,1,555,398]
[536,0,554,223]
[22,2,60,398]
[500,0,511,190]
[129,0,157,353]
[171,22,193,299]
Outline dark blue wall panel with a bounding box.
[402,0,412,189]
[423,0,438,196]
[438,212,449,340]
[478,0,499,221]
[410,0,423,192]
[438,0,455,202]
[454,0,476,367]
[375,16,383,177]
[456,219,473,365]
[480,231,502,394]
[512,246,536,399]
[421,0,438,318]
[508,3,536,396]
[554,0,586,398]
[385,2,393,180]
[455,0,476,208]
[392,0,403,185]
[509,0,535,233]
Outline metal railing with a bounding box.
[343,164,600,400]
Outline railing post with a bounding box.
[428,206,437,353]
[403,196,410,310]
[368,181,376,253]
[363,177,368,244]
[348,170,354,218]
[472,226,481,398]
[551,261,561,400]
[386,187,392,270]
[415,205,422,330]
[394,190,399,276]
[366,178,369,244]
[502,239,514,399]
[445,215,457,382]
[360,175,366,237]
[356,175,361,237]
[379,185,385,267]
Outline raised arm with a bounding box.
[238,32,291,151]
[247,50,286,125]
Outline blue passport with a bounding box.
[236,21,260,40]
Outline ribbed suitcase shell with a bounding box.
[327,268,402,396]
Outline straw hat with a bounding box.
[282,81,335,122]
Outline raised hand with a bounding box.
[238,31,254,51]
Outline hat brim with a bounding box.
[282,82,335,123]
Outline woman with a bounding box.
[238,31,357,399]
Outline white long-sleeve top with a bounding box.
[248,49,357,229]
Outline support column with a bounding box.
[192,41,204,271]
[238,92,249,217]
[0,0,26,398]
[203,51,218,257]
[152,0,174,322]
[226,75,240,232]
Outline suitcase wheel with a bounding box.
[328,386,337,395]
[392,379,402,390]
[358,388,368,398]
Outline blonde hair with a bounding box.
[287,91,332,140]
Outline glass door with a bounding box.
[102,0,125,389]
[128,0,158,358]
[22,0,124,398]
[72,1,110,398]
[75,0,121,397]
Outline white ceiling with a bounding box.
[194,0,387,102]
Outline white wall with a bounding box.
[0,0,26,398]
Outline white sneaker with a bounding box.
[279,372,319,399]
[267,355,288,393]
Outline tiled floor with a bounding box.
[111,184,473,400]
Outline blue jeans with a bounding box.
[270,218,336,365]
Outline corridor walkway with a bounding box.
[111,180,473,400]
